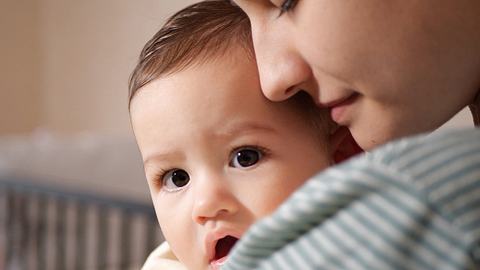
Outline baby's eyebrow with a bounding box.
[143,151,182,167]
[216,121,277,137]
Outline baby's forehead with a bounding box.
[180,60,332,144]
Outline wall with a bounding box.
[38,0,196,135]
[0,0,42,134]
[0,0,195,136]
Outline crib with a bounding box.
[1,177,162,270]
[0,132,163,270]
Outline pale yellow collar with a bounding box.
[142,242,187,270]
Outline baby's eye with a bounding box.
[230,147,263,168]
[163,169,190,191]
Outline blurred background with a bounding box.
[0,0,474,269]
[0,0,199,202]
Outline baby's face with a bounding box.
[130,48,331,270]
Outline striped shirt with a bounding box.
[223,128,480,270]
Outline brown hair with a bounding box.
[128,0,251,106]
[128,0,335,151]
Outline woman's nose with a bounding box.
[191,174,239,225]
[250,19,313,102]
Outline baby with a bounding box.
[128,1,338,269]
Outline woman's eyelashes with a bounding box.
[229,146,268,169]
[278,0,298,16]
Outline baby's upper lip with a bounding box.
[205,228,241,263]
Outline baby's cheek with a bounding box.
[254,193,291,219]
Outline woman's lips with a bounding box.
[329,93,359,124]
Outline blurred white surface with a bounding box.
[0,130,149,202]
[438,107,474,130]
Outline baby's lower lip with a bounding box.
[210,256,228,270]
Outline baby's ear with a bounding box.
[329,127,364,164]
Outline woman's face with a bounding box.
[233,0,480,150]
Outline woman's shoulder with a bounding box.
[368,128,480,166]
[223,128,480,270]
[337,127,480,254]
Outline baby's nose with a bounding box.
[191,176,239,224]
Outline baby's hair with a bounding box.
[128,0,252,106]
[128,0,335,153]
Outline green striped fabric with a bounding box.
[223,128,480,270]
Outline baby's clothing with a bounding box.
[141,241,187,270]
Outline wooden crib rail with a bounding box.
[0,178,162,270]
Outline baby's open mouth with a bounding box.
[214,235,238,261]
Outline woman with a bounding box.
[223,1,480,269]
